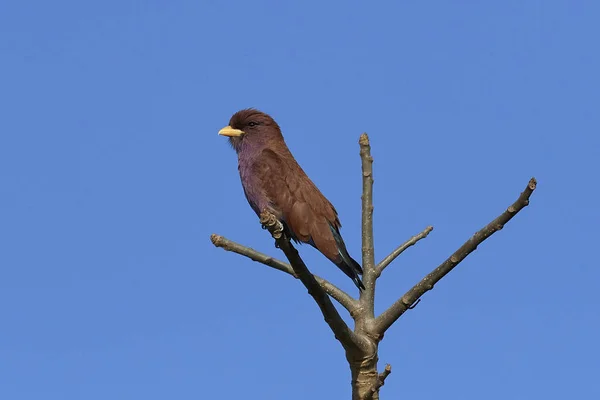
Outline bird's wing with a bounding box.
[252,148,340,260]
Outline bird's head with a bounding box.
[218,109,282,153]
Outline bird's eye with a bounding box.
[248,121,258,127]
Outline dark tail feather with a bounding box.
[334,258,365,290]
[330,224,365,290]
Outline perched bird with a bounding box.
[218,109,364,290]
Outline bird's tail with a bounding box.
[330,225,365,291]
[334,257,365,291]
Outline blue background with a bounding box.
[1,1,598,398]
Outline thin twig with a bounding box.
[259,212,369,352]
[359,133,376,317]
[375,226,434,278]
[373,177,537,334]
[210,234,359,313]
[368,364,392,399]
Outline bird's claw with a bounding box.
[272,223,284,240]
[259,211,284,240]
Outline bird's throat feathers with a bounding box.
[230,132,275,155]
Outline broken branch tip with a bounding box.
[359,133,370,146]
[210,234,222,246]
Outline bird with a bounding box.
[218,109,365,290]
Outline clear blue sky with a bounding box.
[1,1,598,399]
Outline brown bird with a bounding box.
[218,109,364,290]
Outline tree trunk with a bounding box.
[348,341,380,400]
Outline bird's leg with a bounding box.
[259,211,284,240]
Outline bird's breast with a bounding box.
[237,156,271,217]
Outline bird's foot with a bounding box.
[259,211,284,240]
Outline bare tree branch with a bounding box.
[211,233,290,274]
[213,128,537,399]
[259,211,370,352]
[373,177,537,335]
[359,133,376,318]
[375,226,434,278]
[210,234,359,313]
[368,364,392,399]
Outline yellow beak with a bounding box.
[218,126,245,137]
